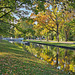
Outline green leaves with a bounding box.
[0,20,11,35]
[33,9,38,15]
[37,1,45,11]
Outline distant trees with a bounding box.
[0,0,75,41]
[0,0,45,38]
[13,18,35,39]
[30,0,75,41]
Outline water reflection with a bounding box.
[12,42,75,74]
[24,43,75,74]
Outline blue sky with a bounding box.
[13,4,52,20]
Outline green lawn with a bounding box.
[0,40,69,75]
[25,40,75,49]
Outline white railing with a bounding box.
[2,38,24,41]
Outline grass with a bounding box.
[0,40,69,75]
[25,40,75,49]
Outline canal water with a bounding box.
[10,41,75,74]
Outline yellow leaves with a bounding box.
[60,19,64,24]
[30,13,36,18]
[33,24,41,30]
[44,3,50,9]
[48,57,52,62]
[69,64,75,72]
[50,61,54,65]
[40,53,49,61]
[52,24,54,27]
[52,12,55,16]
[54,7,58,13]
[41,28,49,35]
[65,56,67,59]
[54,0,56,3]
[50,28,53,30]
[40,26,43,28]
[62,59,64,62]
[32,9,56,36]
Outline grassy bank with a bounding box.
[0,40,68,75]
[25,40,75,49]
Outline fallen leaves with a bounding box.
[0,41,69,75]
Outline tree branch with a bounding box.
[0,7,12,9]
[0,10,12,18]
[0,20,15,26]
[49,14,55,22]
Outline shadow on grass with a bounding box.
[26,40,75,49]
[0,54,67,75]
[0,40,68,75]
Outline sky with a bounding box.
[13,4,33,20]
[13,4,52,20]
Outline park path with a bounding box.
[28,39,75,44]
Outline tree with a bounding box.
[14,18,35,39]
[0,20,11,36]
[0,0,45,38]
[32,11,56,41]
[0,0,75,42]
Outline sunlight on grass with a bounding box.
[25,40,75,48]
[0,40,68,75]
[0,52,8,56]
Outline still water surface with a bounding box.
[24,43,75,74]
[10,41,75,74]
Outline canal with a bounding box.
[10,41,75,74]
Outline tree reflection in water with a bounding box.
[17,43,75,74]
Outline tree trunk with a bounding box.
[46,33,48,41]
[57,23,59,42]
[56,47,59,66]
[51,33,54,40]
[47,36,48,41]
[56,14,59,42]
[65,49,67,56]
[65,31,68,42]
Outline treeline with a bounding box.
[0,0,75,42]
